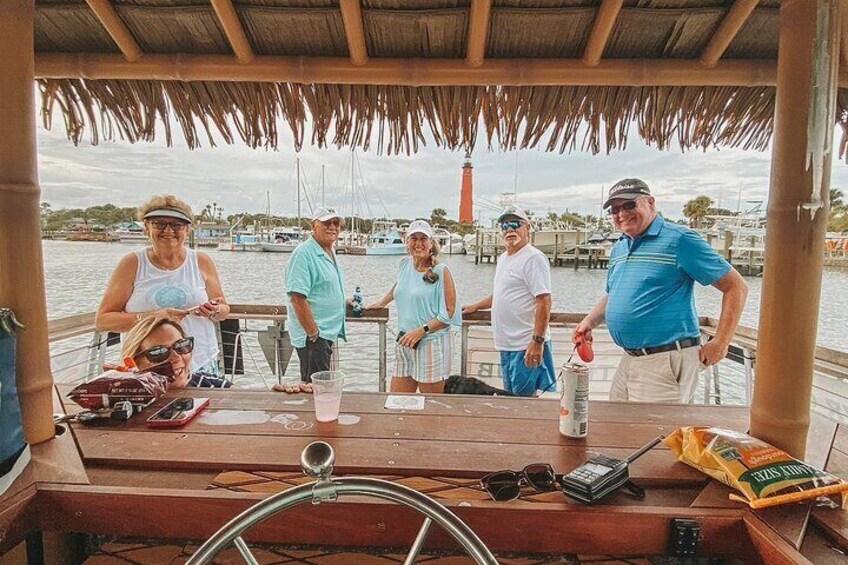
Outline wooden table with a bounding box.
[33,387,845,561]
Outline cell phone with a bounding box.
[145,397,209,428]
[187,298,222,315]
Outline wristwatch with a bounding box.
[532,334,545,344]
[422,324,431,334]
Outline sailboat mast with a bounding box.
[321,164,326,207]
[296,157,301,230]
[351,150,356,234]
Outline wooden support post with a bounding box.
[0,1,56,444]
[339,0,369,66]
[466,0,492,67]
[85,0,142,62]
[750,0,841,458]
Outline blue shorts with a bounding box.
[499,342,557,397]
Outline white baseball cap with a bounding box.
[406,219,434,239]
[312,206,342,222]
[496,206,530,224]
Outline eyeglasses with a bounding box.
[480,463,560,501]
[149,220,188,232]
[500,221,523,232]
[422,268,439,284]
[606,201,638,216]
[133,337,194,365]
[321,219,341,228]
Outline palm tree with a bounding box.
[831,188,844,208]
[430,208,447,225]
[683,196,714,228]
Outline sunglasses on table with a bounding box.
[606,201,638,216]
[148,220,188,232]
[500,221,524,232]
[133,336,195,365]
[480,463,561,501]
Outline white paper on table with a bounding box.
[384,395,425,411]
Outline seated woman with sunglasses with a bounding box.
[365,220,461,394]
[122,314,230,389]
[96,195,230,377]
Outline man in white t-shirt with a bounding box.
[463,208,555,396]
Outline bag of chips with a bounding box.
[664,427,848,509]
[67,370,168,410]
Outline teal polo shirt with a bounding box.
[605,216,731,350]
[285,237,347,348]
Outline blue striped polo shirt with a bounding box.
[605,215,731,350]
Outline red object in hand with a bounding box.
[576,336,594,363]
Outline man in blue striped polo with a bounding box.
[573,179,748,403]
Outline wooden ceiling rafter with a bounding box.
[210,0,255,64]
[582,0,624,67]
[841,0,848,71]
[340,0,369,66]
[700,0,761,68]
[466,0,492,68]
[84,0,142,62]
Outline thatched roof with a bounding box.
[32,0,848,154]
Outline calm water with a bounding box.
[41,240,847,402]
[42,240,848,349]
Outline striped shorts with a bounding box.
[394,330,452,384]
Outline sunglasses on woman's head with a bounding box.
[606,201,638,216]
[134,336,194,365]
[500,221,523,232]
[480,463,560,501]
[421,268,439,284]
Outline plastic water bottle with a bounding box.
[352,286,364,317]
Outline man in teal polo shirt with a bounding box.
[573,179,748,403]
[286,206,347,383]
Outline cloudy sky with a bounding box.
[36,112,848,223]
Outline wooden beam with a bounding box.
[339,0,368,66]
[700,0,760,68]
[210,0,254,64]
[35,53,796,87]
[84,0,142,63]
[466,0,492,68]
[842,0,848,71]
[1,1,56,445]
[582,0,624,67]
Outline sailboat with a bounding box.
[262,158,306,253]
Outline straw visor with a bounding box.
[143,207,192,224]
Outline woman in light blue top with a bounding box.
[366,220,461,393]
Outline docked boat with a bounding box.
[434,226,466,254]
[261,228,307,253]
[363,220,406,255]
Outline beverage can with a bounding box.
[559,363,589,438]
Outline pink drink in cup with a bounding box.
[311,371,345,422]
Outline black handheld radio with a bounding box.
[560,436,664,504]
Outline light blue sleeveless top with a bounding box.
[394,258,461,337]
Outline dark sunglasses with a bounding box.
[321,219,341,228]
[606,201,638,216]
[134,336,194,365]
[480,463,560,501]
[149,219,188,232]
[500,221,523,232]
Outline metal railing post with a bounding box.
[378,321,387,392]
[460,325,469,378]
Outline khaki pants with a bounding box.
[609,346,705,403]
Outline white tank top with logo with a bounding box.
[124,248,218,372]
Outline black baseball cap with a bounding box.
[603,178,651,209]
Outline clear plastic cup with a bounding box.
[311,371,345,422]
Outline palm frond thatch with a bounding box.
[42,78,837,156]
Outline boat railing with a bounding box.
[46,306,848,422]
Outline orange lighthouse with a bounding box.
[459,152,473,223]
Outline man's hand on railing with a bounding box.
[461,304,477,315]
[700,339,729,367]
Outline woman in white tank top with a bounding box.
[95,196,230,375]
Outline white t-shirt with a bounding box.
[491,244,552,351]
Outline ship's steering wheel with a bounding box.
[186,441,498,565]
